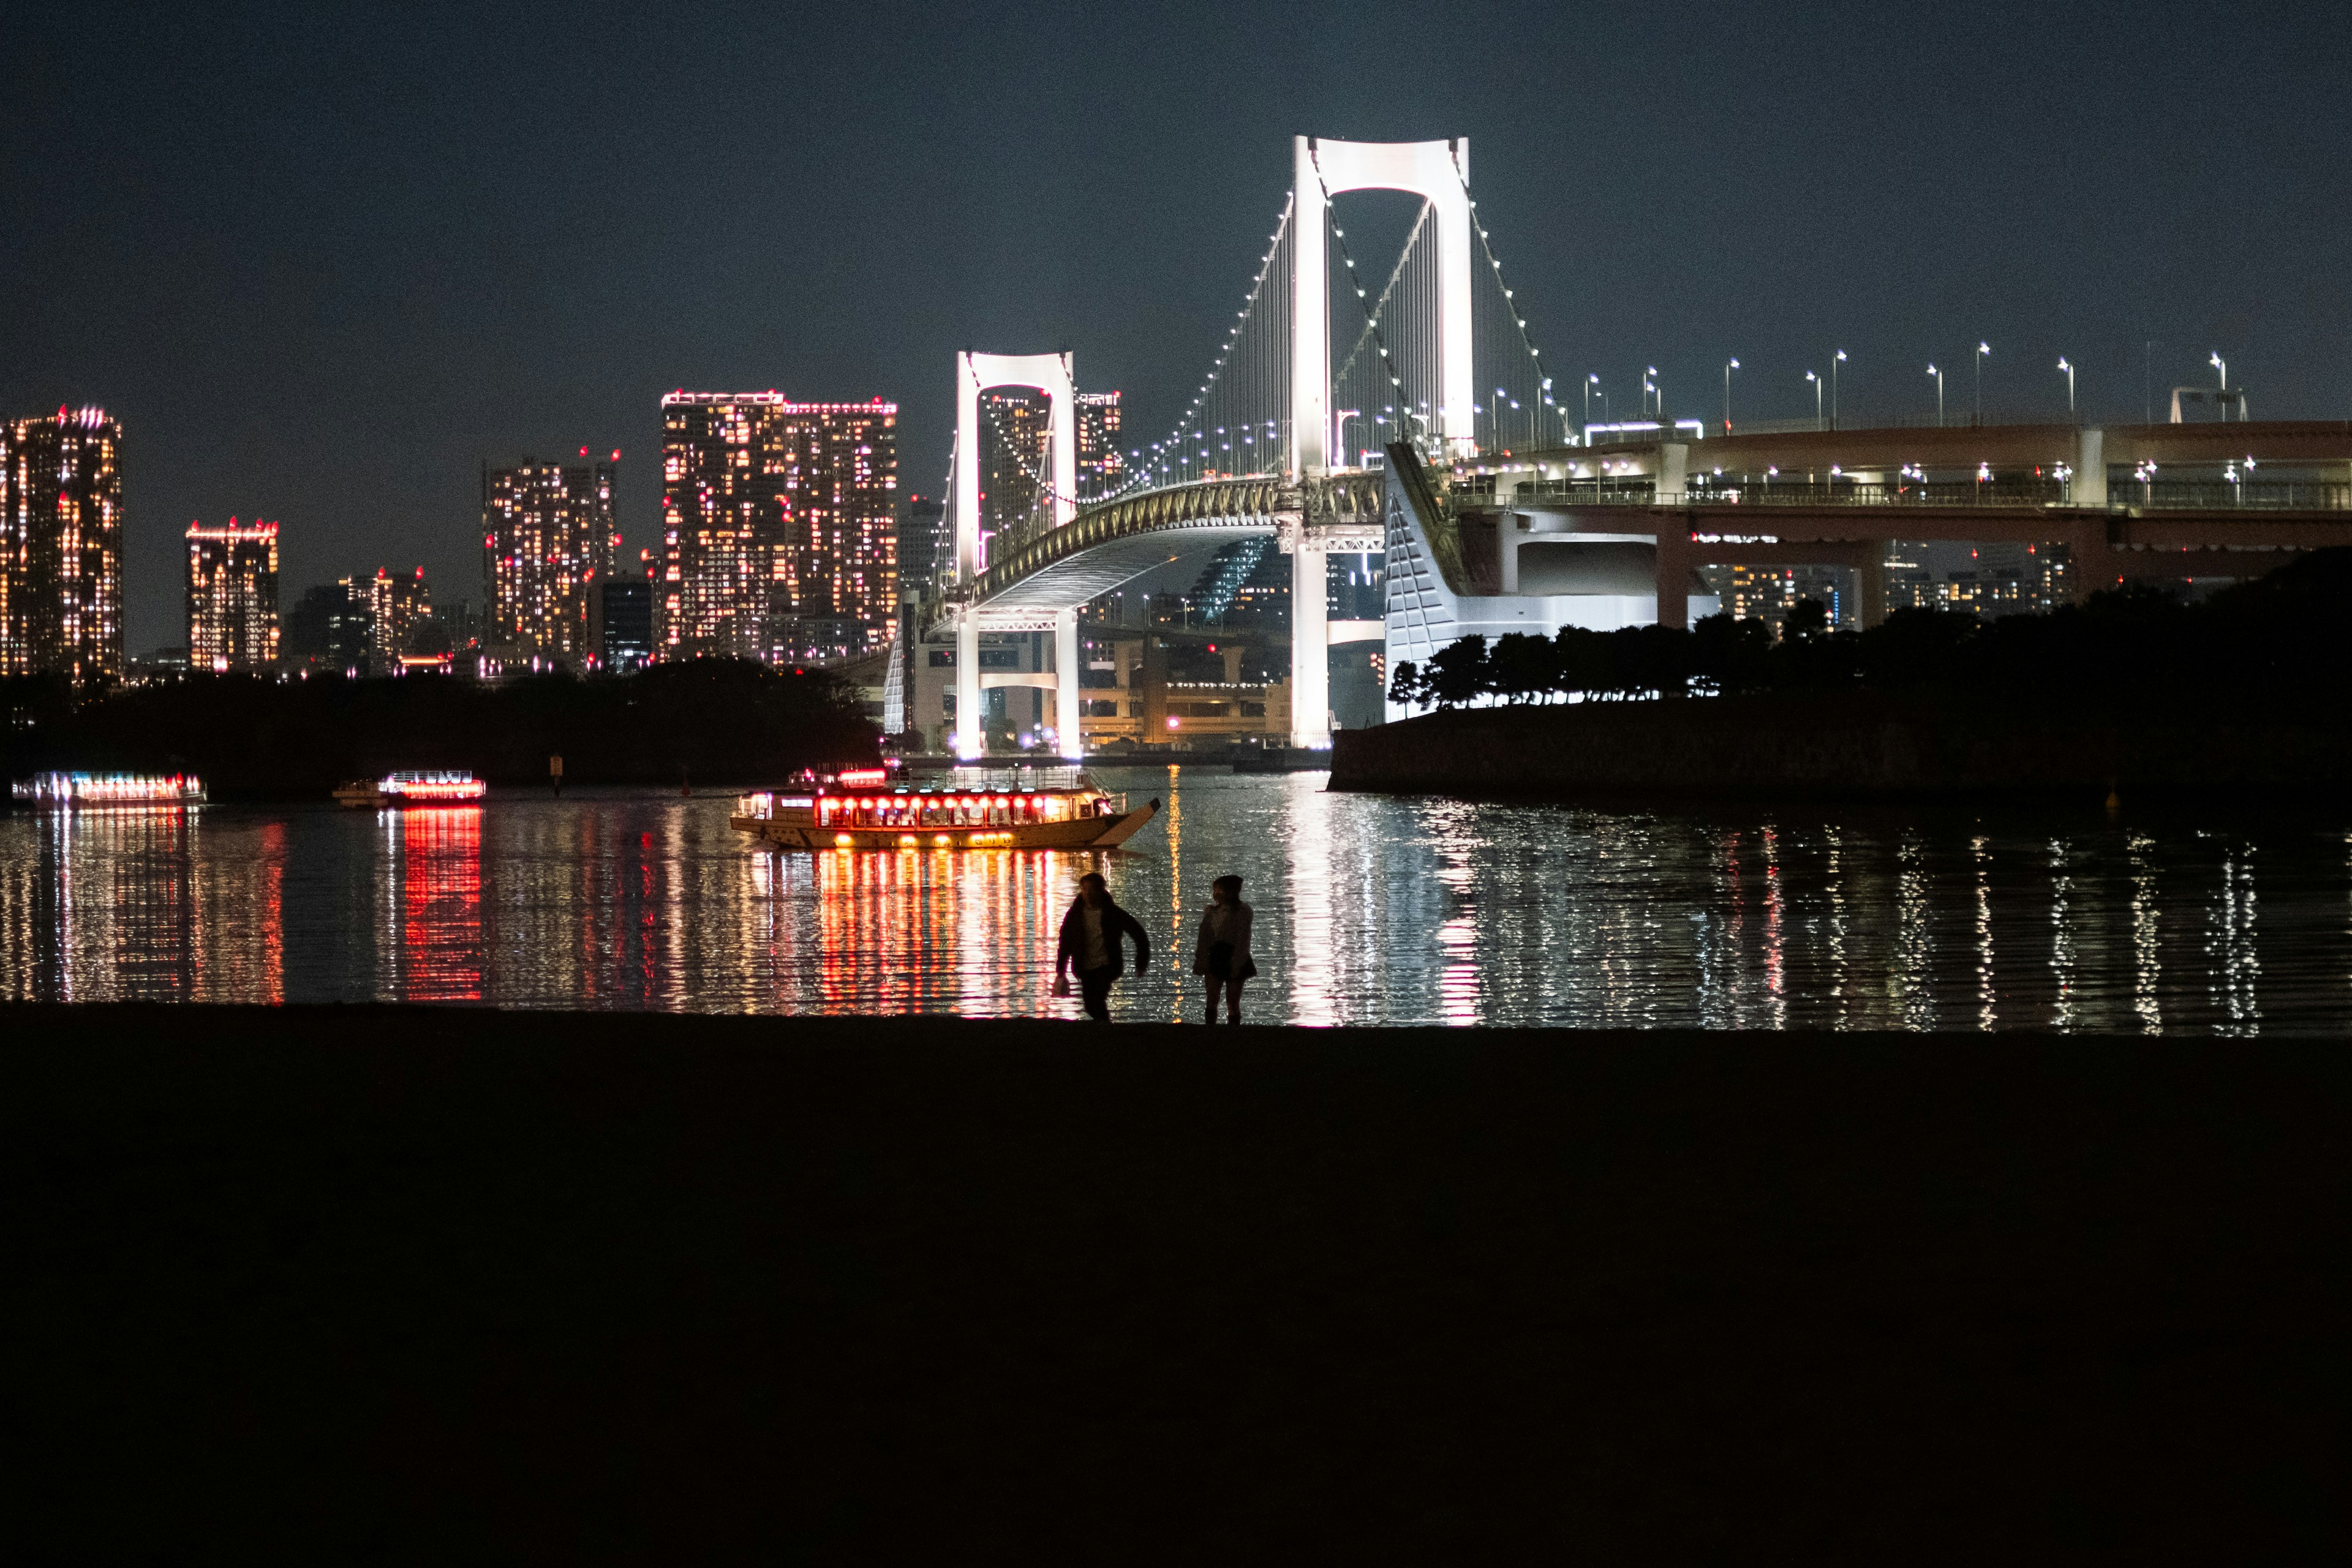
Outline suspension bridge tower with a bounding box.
[1287,136,1474,749]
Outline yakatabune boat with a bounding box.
[333,770,488,808]
[733,764,1159,851]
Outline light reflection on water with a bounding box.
[7,767,2352,1033]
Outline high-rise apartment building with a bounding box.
[0,406,123,684]
[1076,390,1124,499]
[356,568,430,673]
[658,393,897,664]
[482,455,617,667]
[186,518,280,672]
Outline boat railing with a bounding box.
[940,764,1089,793]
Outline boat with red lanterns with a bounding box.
[732,763,1159,851]
[333,770,488,808]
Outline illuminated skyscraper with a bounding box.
[185,518,280,672]
[356,568,430,673]
[0,406,123,684]
[1076,390,1124,499]
[764,401,897,663]
[659,393,897,664]
[483,454,617,666]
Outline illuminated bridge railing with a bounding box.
[1512,478,2352,513]
[962,470,1386,604]
[2128,480,2352,511]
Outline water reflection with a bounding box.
[10,778,2352,1032]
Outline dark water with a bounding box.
[2,766,2348,1031]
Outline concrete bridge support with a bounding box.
[1291,541,1330,748]
[955,611,981,759]
[1055,608,1082,761]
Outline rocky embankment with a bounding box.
[1330,692,2352,798]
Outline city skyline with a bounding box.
[4,4,2350,650]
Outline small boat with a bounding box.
[733,763,1160,851]
[11,771,205,808]
[334,770,487,808]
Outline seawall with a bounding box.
[1329,692,2352,799]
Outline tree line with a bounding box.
[1387,549,2352,709]
[1,660,876,797]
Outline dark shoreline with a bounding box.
[1330,693,2352,801]
[13,1003,2346,1558]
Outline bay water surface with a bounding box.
[3,766,2346,1031]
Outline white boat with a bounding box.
[733,763,1159,851]
[334,770,487,808]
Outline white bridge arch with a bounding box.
[1292,136,1474,475]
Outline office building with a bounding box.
[897,494,947,599]
[1708,564,1855,636]
[185,518,280,672]
[358,568,430,673]
[0,406,123,684]
[284,582,374,674]
[658,393,897,664]
[483,454,616,666]
[598,575,654,671]
[1076,390,1125,499]
[1883,541,2058,619]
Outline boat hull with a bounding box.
[733,799,1161,852]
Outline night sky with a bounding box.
[6,1,2347,651]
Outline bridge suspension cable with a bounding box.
[1452,162,1567,456]
[1327,195,1442,465]
[1115,194,1296,497]
[1310,144,1442,464]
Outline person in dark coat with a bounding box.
[1055,872,1152,1022]
[1192,874,1258,1025]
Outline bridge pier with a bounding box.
[1653,524,1691,631]
[1291,541,1330,748]
[956,611,981,758]
[1055,609,1082,761]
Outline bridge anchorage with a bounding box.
[892,135,2352,763]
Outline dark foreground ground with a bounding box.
[9,1006,2348,1561]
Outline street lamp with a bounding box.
[1833,349,1847,430]
[1646,366,1660,420]
[1723,358,1740,434]
[1975,341,1991,427]
[2057,358,2075,420]
[1928,363,1944,427]
[1584,372,1599,437]
[1806,370,1823,428]
[1333,409,1361,467]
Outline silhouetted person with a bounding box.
[1193,873,1257,1024]
[1055,872,1151,1022]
